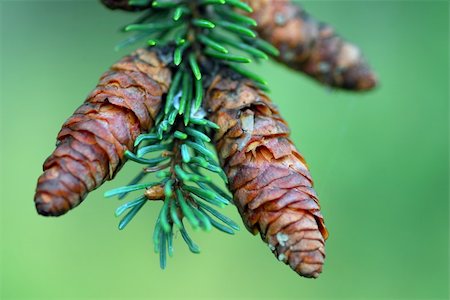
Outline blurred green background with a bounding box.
[0,1,448,299]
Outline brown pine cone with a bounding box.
[243,0,377,91]
[100,0,150,11]
[34,48,172,217]
[206,69,328,278]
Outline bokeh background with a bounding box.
[0,1,448,299]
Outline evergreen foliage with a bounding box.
[104,0,277,269]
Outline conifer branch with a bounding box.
[34,0,379,278]
[102,0,274,269]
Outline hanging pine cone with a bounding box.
[100,0,150,11]
[242,0,377,91]
[34,0,379,275]
[34,48,171,216]
[206,69,328,278]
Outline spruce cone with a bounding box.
[206,69,328,278]
[243,0,377,91]
[34,48,171,216]
[100,0,150,11]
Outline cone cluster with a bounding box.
[34,0,378,277]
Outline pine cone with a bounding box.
[206,69,328,278]
[243,0,377,91]
[100,0,150,11]
[34,48,171,216]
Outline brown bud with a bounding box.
[206,69,328,278]
[144,185,165,200]
[34,48,172,217]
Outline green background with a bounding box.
[0,1,448,299]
